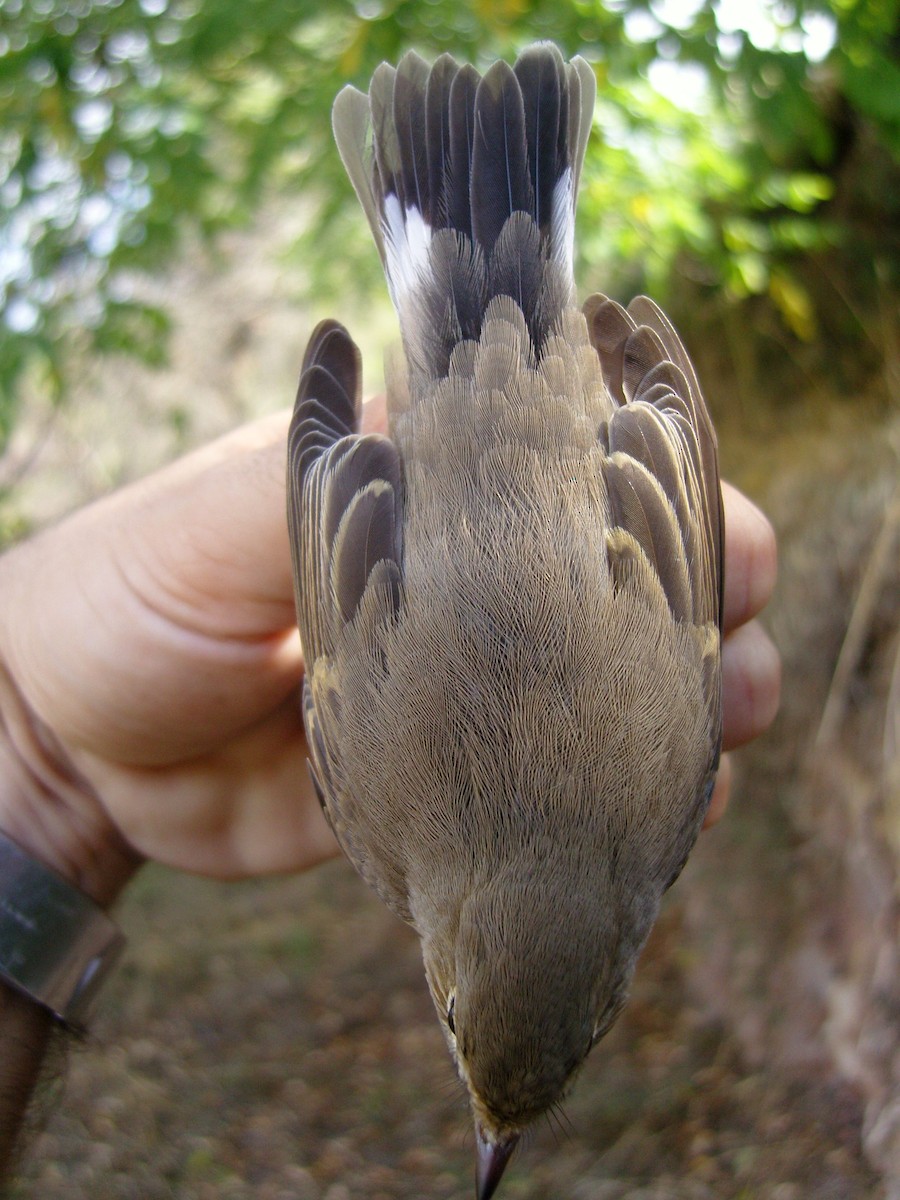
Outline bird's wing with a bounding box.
[585,292,724,791]
[286,320,405,882]
[585,293,724,637]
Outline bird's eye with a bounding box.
[447,995,456,1035]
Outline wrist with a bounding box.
[0,661,139,908]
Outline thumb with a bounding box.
[1,412,300,764]
[106,410,297,640]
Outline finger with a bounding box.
[0,414,302,763]
[702,752,731,829]
[722,482,777,635]
[362,393,388,434]
[129,396,388,633]
[133,395,388,628]
[721,619,781,750]
[114,410,296,637]
[75,699,341,877]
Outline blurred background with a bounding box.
[2,1,898,1197]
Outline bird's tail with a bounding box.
[332,44,596,381]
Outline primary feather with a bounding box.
[288,41,723,1190]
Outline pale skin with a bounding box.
[0,399,780,1177]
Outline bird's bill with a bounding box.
[475,1124,520,1200]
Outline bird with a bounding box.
[286,42,723,1200]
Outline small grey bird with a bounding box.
[287,43,723,1199]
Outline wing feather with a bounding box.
[288,319,403,652]
[287,322,406,904]
[585,291,723,634]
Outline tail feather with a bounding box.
[470,61,533,255]
[513,44,566,235]
[425,53,459,229]
[369,63,399,210]
[333,44,596,380]
[392,51,431,218]
[446,63,479,240]
[568,57,596,197]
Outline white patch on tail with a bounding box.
[550,169,575,280]
[382,195,434,311]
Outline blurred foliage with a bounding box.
[1,0,899,444]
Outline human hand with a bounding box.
[706,482,780,825]
[0,398,778,903]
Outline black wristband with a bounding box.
[0,830,124,1032]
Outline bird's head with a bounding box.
[420,858,637,1198]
